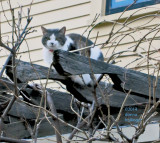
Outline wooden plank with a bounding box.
[5,59,148,107]
[0,78,13,92]
[3,121,31,139]
[47,88,78,115]
[0,88,77,119]
[65,81,149,107]
[36,117,76,138]
[6,59,66,83]
[0,78,77,117]
[3,107,160,139]
[0,94,44,119]
[0,77,26,92]
[3,116,76,139]
[23,87,78,115]
[53,50,160,98]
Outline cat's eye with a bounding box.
[45,37,50,40]
[56,37,59,41]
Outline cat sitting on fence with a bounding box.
[41,26,104,86]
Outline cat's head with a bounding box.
[41,26,66,51]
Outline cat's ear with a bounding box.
[59,26,66,35]
[41,26,47,35]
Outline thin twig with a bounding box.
[0,136,30,143]
[46,90,62,143]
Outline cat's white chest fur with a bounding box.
[43,47,54,66]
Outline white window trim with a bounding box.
[89,0,160,24]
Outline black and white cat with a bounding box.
[41,26,104,86]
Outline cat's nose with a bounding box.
[50,42,54,46]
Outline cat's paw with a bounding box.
[28,83,42,91]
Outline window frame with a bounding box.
[89,0,160,25]
[106,0,160,15]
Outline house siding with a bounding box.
[0,0,91,69]
[0,0,159,76]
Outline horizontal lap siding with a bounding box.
[0,0,91,70]
[89,14,160,72]
[0,0,46,12]
[0,0,159,75]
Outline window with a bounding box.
[106,0,160,15]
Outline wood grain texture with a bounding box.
[53,50,160,98]
[2,51,159,139]
[5,58,149,107]
[6,59,67,83]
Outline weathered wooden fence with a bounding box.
[0,49,159,139]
